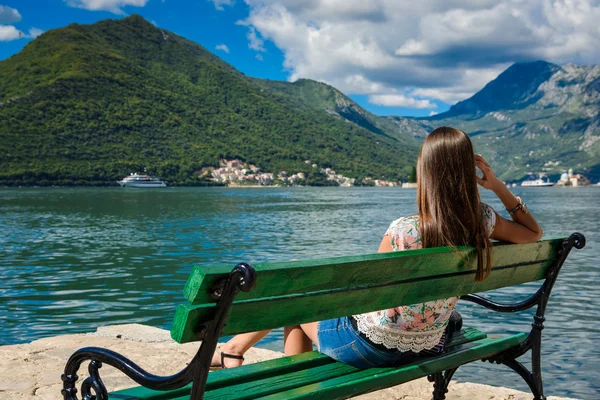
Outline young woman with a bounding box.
[212,126,543,369]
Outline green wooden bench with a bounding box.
[61,233,585,400]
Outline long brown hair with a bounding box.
[417,127,492,281]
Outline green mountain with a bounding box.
[0,15,420,186]
[396,61,600,181]
[257,78,427,141]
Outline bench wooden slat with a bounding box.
[203,362,357,400]
[183,240,561,305]
[109,357,351,400]
[444,327,487,347]
[172,257,551,343]
[110,328,487,400]
[255,334,527,400]
[108,352,334,399]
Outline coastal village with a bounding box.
[204,159,400,187]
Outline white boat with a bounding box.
[118,173,167,188]
[521,174,555,187]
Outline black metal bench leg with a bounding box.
[499,358,546,400]
[428,367,458,400]
[483,325,547,400]
[482,323,546,400]
[188,263,256,398]
[530,330,546,400]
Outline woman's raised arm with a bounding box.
[475,154,543,244]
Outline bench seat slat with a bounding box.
[109,351,334,400]
[255,333,527,400]
[172,259,551,342]
[109,328,487,400]
[183,240,561,305]
[202,362,357,400]
[443,327,487,347]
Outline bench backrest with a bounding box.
[171,238,564,343]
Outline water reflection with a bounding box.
[0,187,598,398]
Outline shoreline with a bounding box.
[0,324,579,400]
[2,183,600,189]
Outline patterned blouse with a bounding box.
[353,203,497,352]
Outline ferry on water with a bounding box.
[521,174,555,187]
[118,173,167,188]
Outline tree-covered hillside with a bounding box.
[257,79,426,142]
[0,15,419,186]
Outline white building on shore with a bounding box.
[557,168,590,187]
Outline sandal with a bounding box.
[211,347,244,370]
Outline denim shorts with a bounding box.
[316,316,420,369]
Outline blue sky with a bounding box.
[1,1,598,117]
[0,1,288,80]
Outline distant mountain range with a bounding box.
[405,61,600,181]
[1,15,598,185]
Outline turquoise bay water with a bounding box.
[1,187,598,398]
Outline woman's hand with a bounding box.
[475,154,501,191]
[475,154,543,243]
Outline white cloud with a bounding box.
[237,0,600,107]
[429,111,438,116]
[27,28,44,38]
[0,24,22,41]
[255,53,263,61]
[210,0,235,11]
[246,27,265,52]
[65,0,149,15]
[0,7,43,42]
[369,94,436,109]
[0,20,43,42]
[216,43,230,53]
[0,5,21,24]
